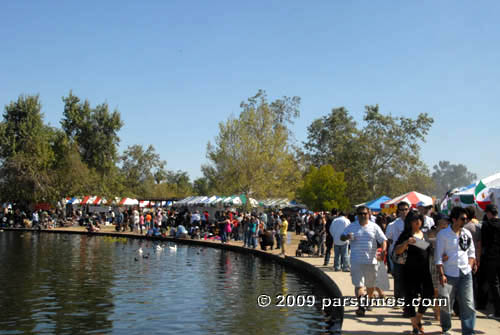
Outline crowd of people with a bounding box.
[327,201,500,335]
[4,199,500,334]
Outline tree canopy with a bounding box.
[0,93,193,207]
[303,105,434,204]
[202,90,302,199]
[296,165,349,211]
[432,161,477,197]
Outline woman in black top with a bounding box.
[395,211,434,335]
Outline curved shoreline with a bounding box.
[2,227,344,329]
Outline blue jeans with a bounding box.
[221,231,227,243]
[249,234,257,249]
[439,271,476,335]
[333,244,350,271]
[244,231,250,247]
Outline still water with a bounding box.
[0,231,336,334]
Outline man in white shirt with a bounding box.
[341,205,387,316]
[190,210,201,225]
[385,201,410,303]
[435,206,476,335]
[417,201,435,233]
[329,211,350,271]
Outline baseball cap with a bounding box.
[485,204,498,214]
[417,200,432,208]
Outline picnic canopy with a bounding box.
[440,183,476,214]
[172,195,291,209]
[357,195,391,212]
[381,192,433,213]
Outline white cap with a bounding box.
[417,200,432,207]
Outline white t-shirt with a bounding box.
[343,221,387,265]
[386,217,405,256]
[191,213,201,223]
[330,216,351,246]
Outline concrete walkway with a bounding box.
[19,226,500,334]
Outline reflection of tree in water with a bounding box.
[0,234,339,334]
[0,232,115,334]
[199,249,331,335]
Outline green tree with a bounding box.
[119,144,167,197]
[193,177,210,195]
[362,105,433,196]
[51,129,101,198]
[432,161,477,197]
[165,170,193,196]
[61,91,123,178]
[0,95,56,205]
[296,165,349,211]
[303,107,367,202]
[203,90,302,199]
[303,105,434,204]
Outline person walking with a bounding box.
[330,211,351,271]
[341,205,387,316]
[435,206,476,335]
[394,211,434,334]
[323,209,338,266]
[386,201,410,313]
[481,204,500,319]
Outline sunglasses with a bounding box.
[357,212,369,216]
[458,216,468,222]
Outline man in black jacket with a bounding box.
[482,204,500,319]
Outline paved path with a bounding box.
[41,226,500,334]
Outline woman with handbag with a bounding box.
[394,210,434,335]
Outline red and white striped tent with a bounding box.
[139,200,150,208]
[381,191,433,212]
[80,196,105,206]
[117,198,139,206]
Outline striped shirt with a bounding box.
[343,221,387,265]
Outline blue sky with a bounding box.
[1,1,499,182]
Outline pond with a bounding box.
[0,231,340,334]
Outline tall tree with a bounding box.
[432,161,477,197]
[61,91,123,178]
[51,128,101,198]
[165,170,193,196]
[193,177,210,195]
[0,95,56,205]
[303,105,434,204]
[361,105,433,195]
[120,144,167,197]
[296,165,349,211]
[202,90,302,199]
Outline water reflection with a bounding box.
[0,232,338,334]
